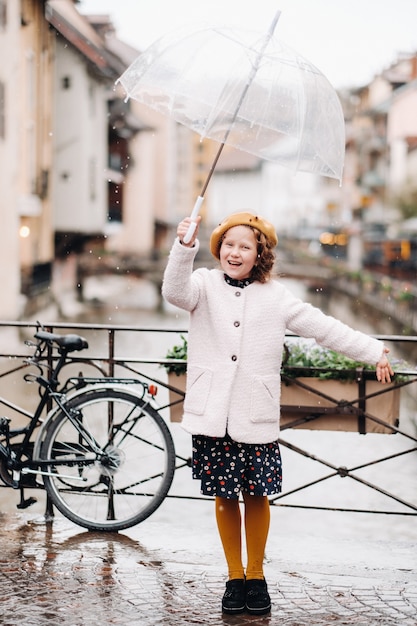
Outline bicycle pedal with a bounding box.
[0,417,11,433]
[17,496,37,509]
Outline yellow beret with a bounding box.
[210,212,278,259]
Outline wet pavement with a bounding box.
[1,303,417,626]
[1,416,417,625]
[1,402,417,626]
[1,499,416,626]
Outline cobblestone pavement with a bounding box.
[0,507,416,626]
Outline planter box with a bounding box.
[280,377,400,434]
[167,373,186,423]
[167,373,401,433]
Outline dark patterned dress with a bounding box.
[192,435,282,498]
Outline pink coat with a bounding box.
[162,239,385,444]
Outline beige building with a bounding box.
[0,0,21,318]
[387,80,417,191]
[2,1,416,322]
[0,0,55,318]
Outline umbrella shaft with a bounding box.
[201,12,282,197]
[217,9,282,154]
[268,10,282,39]
[200,141,226,196]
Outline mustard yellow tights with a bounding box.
[215,494,270,580]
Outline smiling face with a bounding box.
[219,225,258,280]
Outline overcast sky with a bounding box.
[79,0,417,89]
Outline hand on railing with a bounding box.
[376,347,394,384]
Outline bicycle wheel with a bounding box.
[40,387,176,531]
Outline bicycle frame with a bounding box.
[32,381,155,461]
[0,336,156,487]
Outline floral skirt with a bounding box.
[192,435,282,499]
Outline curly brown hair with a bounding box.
[249,227,276,283]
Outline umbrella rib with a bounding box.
[201,10,282,196]
[220,11,281,144]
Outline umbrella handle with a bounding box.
[183,196,204,244]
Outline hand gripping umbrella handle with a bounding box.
[183,196,204,244]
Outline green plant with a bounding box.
[162,334,188,376]
[282,341,410,382]
[282,342,375,381]
[395,287,414,303]
[393,185,417,220]
[162,337,410,381]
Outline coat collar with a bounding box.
[224,274,254,289]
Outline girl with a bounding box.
[162,211,393,616]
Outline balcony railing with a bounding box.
[0,320,416,517]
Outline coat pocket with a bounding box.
[183,366,213,415]
[250,375,280,423]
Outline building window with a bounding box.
[89,157,96,201]
[0,1,7,31]
[109,152,122,170]
[0,82,5,140]
[88,82,96,116]
[108,182,123,223]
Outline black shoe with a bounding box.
[222,578,245,614]
[245,578,271,615]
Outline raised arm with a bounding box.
[161,217,203,312]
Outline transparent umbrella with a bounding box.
[117,10,345,242]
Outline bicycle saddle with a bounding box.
[35,331,89,352]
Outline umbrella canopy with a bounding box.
[117,11,345,242]
[117,14,345,183]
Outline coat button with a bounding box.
[234,321,240,327]
[235,291,241,297]
[231,355,237,361]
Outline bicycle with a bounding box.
[0,328,176,532]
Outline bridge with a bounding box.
[75,250,416,336]
[76,251,333,298]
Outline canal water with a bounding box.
[1,273,417,545]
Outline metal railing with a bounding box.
[0,320,416,517]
